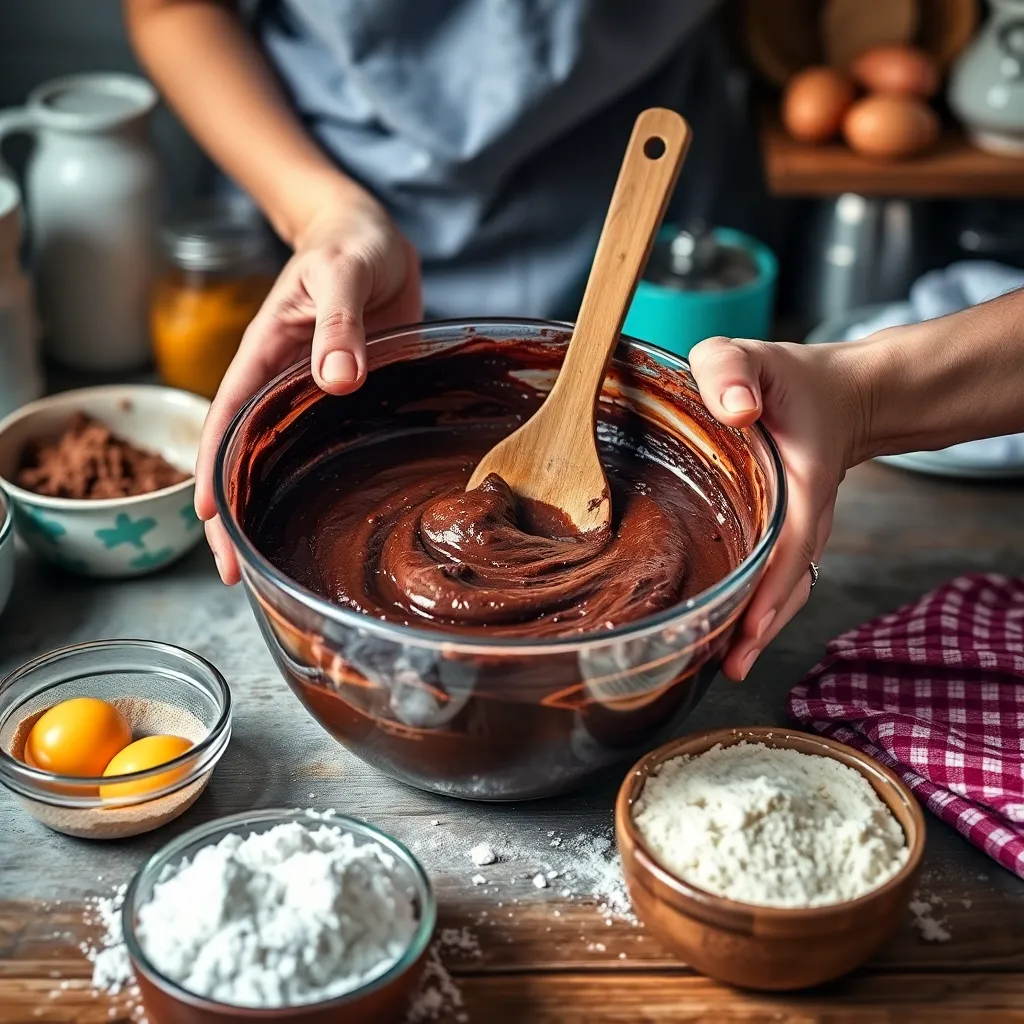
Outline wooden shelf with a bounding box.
[761,114,1024,198]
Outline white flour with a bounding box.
[909,894,952,942]
[469,842,496,866]
[136,821,419,1007]
[633,742,909,908]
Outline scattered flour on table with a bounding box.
[454,828,635,925]
[85,884,132,996]
[909,893,952,943]
[633,742,909,908]
[135,821,419,1008]
[406,927,478,1022]
[83,883,146,1022]
[407,947,467,1023]
[469,842,497,866]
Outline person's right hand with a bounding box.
[194,193,423,585]
[689,335,872,681]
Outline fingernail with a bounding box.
[321,350,358,383]
[756,608,777,639]
[721,385,757,414]
[739,647,759,680]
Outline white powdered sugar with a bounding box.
[135,821,419,1008]
[633,742,909,908]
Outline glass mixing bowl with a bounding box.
[215,320,785,800]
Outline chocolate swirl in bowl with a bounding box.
[250,346,734,640]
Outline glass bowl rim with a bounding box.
[0,638,232,806]
[214,317,788,654]
[122,807,438,1014]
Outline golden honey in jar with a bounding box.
[152,204,276,399]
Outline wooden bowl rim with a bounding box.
[615,725,927,929]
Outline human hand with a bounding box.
[688,336,869,680]
[194,193,423,585]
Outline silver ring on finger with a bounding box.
[808,561,819,588]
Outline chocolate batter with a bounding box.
[252,346,739,639]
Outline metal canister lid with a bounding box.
[645,222,760,293]
[162,200,270,273]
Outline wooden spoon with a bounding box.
[467,107,692,534]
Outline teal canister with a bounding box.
[624,226,778,358]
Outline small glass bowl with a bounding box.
[123,809,437,1024]
[0,639,231,838]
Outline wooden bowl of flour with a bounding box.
[615,726,925,991]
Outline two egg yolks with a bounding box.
[24,697,192,799]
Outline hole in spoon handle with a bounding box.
[643,136,666,160]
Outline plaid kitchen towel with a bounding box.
[787,573,1024,878]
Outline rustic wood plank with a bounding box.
[0,981,134,1024]
[5,972,1024,1024]
[455,972,1024,1022]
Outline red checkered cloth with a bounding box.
[787,573,1024,879]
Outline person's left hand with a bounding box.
[194,194,422,585]
[688,335,870,680]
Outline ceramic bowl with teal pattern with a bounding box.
[0,385,209,578]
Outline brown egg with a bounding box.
[851,45,939,99]
[843,94,939,159]
[781,67,856,144]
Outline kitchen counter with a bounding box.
[2,460,1024,1022]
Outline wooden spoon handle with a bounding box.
[551,108,692,421]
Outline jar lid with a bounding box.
[162,202,270,272]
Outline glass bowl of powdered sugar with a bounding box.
[615,726,926,991]
[122,808,437,1024]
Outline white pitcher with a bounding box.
[0,73,160,372]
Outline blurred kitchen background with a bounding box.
[2,0,1023,467]
[0,0,206,206]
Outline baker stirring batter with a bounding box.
[125,2,1024,678]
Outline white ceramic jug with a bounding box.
[949,0,1024,155]
[0,73,160,372]
[0,178,42,419]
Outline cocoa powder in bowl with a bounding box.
[16,412,189,500]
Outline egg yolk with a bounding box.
[99,734,194,800]
[25,697,133,777]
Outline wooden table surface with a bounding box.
[2,460,1024,1023]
